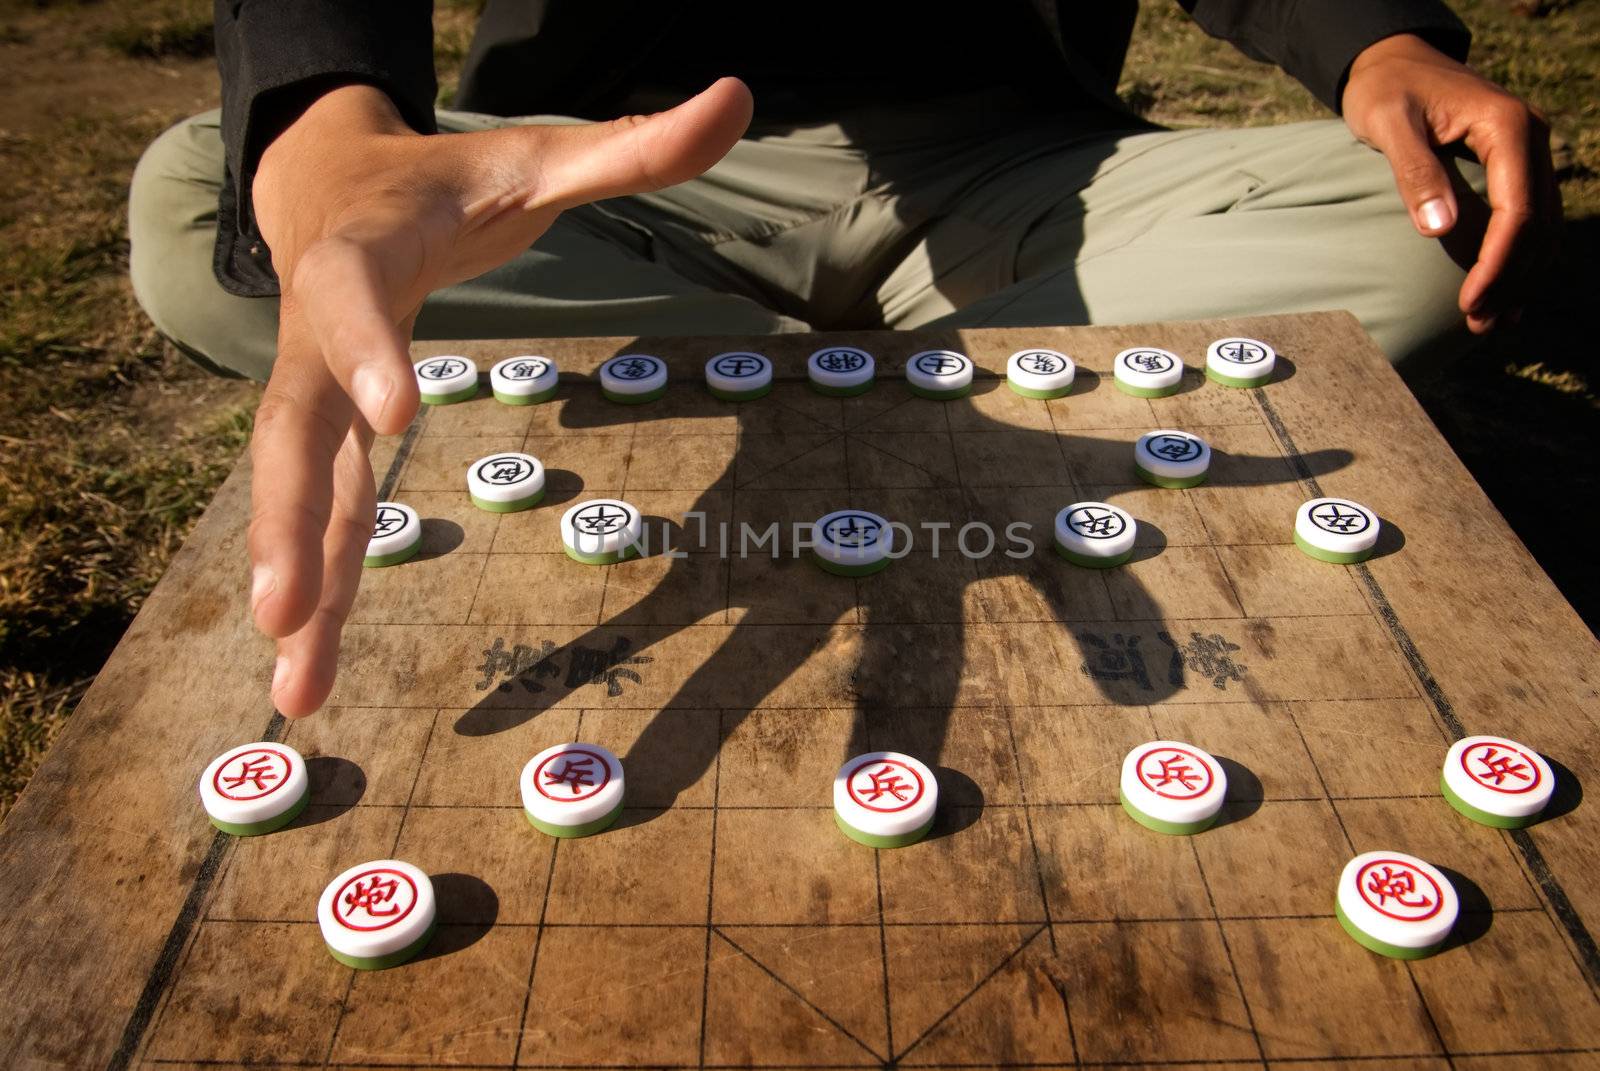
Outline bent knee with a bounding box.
[129,111,278,380]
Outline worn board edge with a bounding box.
[0,311,1595,1068]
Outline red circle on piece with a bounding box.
[845,758,925,814]
[332,868,418,932]
[533,748,613,803]
[1134,746,1215,801]
[1355,858,1444,922]
[1460,742,1542,795]
[211,747,293,802]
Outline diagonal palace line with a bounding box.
[849,433,957,488]
[770,396,842,435]
[735,435,842,489]
[891,923,1049,1063]
[105,409,432,1071]
[843,393,917,434]
[711,927,888,1063]
[1254,387,1600,1003]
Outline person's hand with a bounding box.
[1342,32,1560,333]
[248,79,754,717]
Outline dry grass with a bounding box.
[0,0,1595,819]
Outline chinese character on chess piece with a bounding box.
[522,743,626,838]
[834,752,937,848]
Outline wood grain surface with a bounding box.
[1,312,1596,1069]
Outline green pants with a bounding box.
[129,90,1482,382]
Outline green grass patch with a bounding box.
[102,2,213,60]
[0,0,1595,821]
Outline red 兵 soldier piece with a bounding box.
[532,748,612,802]
[544,756,599,795]
[846,758,924,813]
[1462,742,1541,793]
[1134,746,1214,801]
[211,747,292,801]
[860,765,913,804]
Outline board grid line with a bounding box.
[107,332,1600,1070]
[172,907,1547,928]
[110,407,433,1071]
[132,1044,1600,1069]
[695,711,723,1068]
[1252,386,1600,1007]
[1250,386,1471,1069]
[711,927,887,1062]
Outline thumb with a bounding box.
[529,77,754,209]
[1372,108,1458,237]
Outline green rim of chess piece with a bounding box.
[563,542,643,566]
[492,385,558,406]
[809,380,874,397]
[1135,464,1207,489]
[908,383,972,401]
[1205,367,1271,389]
[418,384,480,405]
[1293,531,1375,564]
[833,811,934,849]
[207,788,310,837]
[363,541,422,569]
[1440,775,1543,829]
[1007,381,1073,400]
[525,801,626,839]
[1118,789,1218,836]
[812,552,891,577]
[326,923,439,971]
[602,386,667,405]
[470,489,545,514]
[1053,540,1133,569]
[1334,898,1445,960]
[709,384,773,402]
[1113,380,1182,398]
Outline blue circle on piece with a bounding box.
[1215,341,1269,365]
[418,357,468,381]
[815,349,867,373]
[1309,500,1371,536]
[712,354,766,379]
[475,456,538,486]
[499,358,550,381]
[1120,350,1175,375]
[608,356,662,381]
[1146,434,1203,463]
[822,513,885,548]
[913,352,968,378]
[374,505,409,537]
[1066,506,1126,540]
[1016,351,1067,375]
[572,502,633,535]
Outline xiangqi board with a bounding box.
[2,312,1599,1068]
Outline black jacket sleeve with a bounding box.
[212,0,437,295]
[1178,0,1471,113]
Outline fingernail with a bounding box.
[272,656,290,695]
[351,365,393,421]
[250,564,276,614]
[1419,198,1451,233]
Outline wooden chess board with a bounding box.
[2,311,1598,1069]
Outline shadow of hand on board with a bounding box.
[450,329,1349,810]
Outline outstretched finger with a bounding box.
[247,305,354,639]
[1459,106,1542,328]
[526,77,754,210]
[270,418,376,716]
